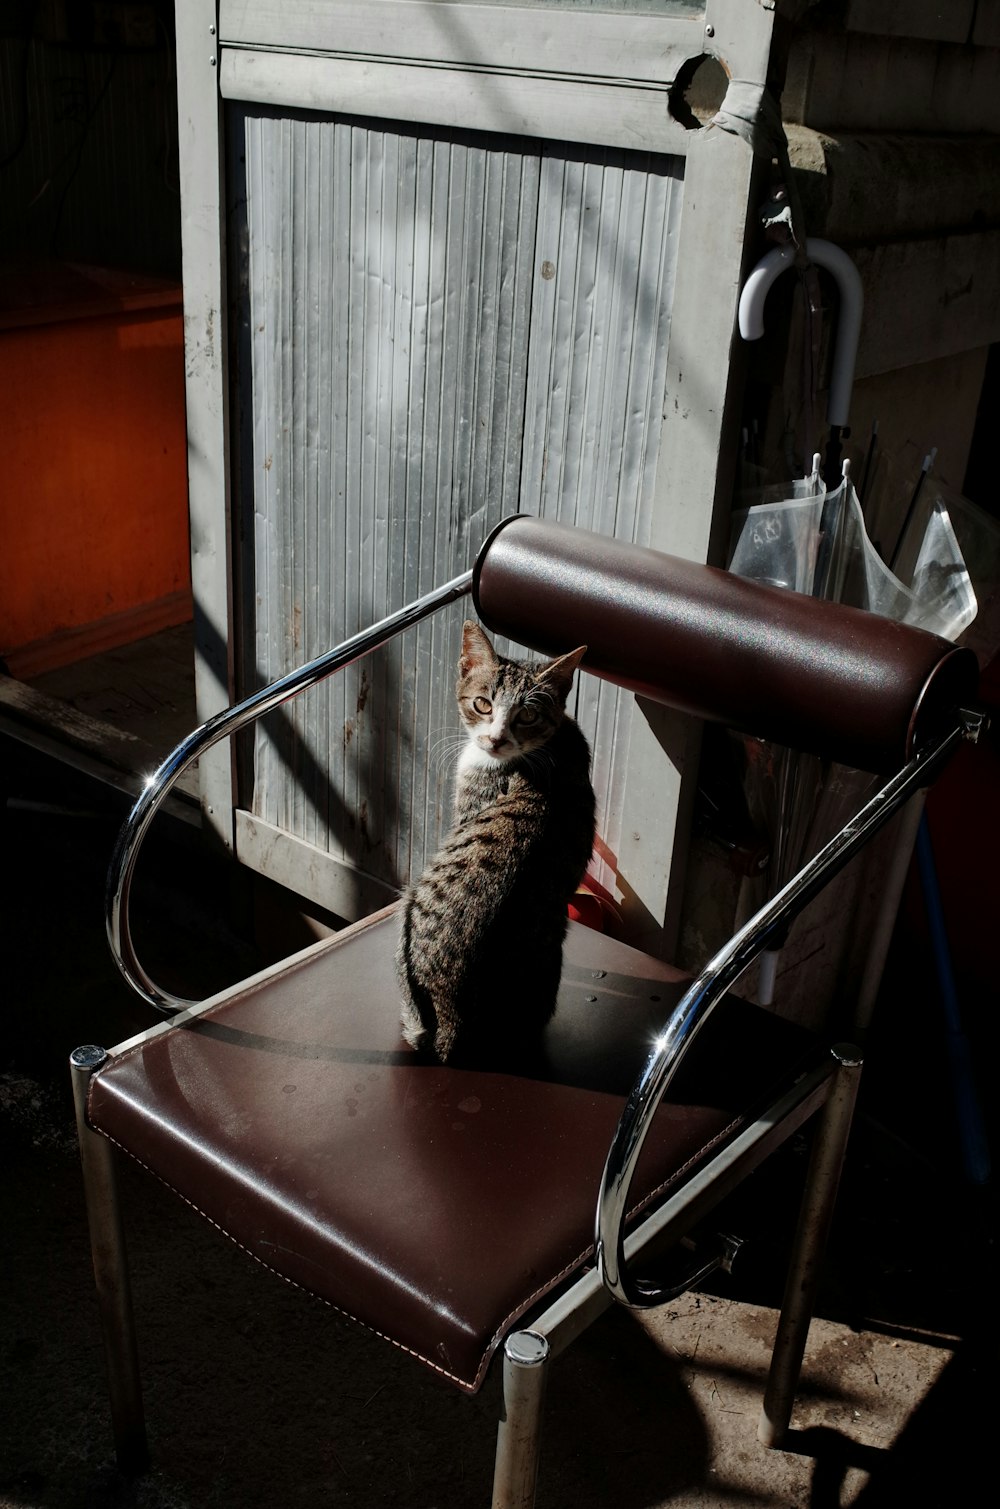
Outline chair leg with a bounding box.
[70,1047,149,1476]
[758,1043,863,1449]
[492,1329,551,1509]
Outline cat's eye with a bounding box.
[518,707,539,725]
[472,695,492,715]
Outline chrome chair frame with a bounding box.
[76,570,983,1506]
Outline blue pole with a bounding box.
[916,813,991,1185]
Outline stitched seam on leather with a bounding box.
[89,992,775,1395]
[474,1247,593,1389]
[473,1112,747,1389]
[95,1128,480,1395]
[625,1113,745,1221]
[91,1108,753,1396]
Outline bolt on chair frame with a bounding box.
[73,519,983,1505]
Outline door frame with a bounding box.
[177,0,777,950]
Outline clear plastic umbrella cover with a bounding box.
[729,468,976,636]
[725,465,978,1001]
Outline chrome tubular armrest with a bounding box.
[595,709,981,1310]
[106,572,475,1014]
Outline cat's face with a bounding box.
[456,621,586,763]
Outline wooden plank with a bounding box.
[784,29,1000,134]
[176,0,238,845]
[853,229,1000,379]
[219,0,705,84]
[235,809,398,921]
[3,592,193,681]
[844,1,976,44]
[1,675,143,764]
[221,50,687,155]
[0,675,200,808]
[0,264,183,334]
[787,128,1000,248]
[973,0,1000,47]
[28,626,198,758]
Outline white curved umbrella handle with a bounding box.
[739,238,863,428]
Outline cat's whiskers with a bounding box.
[521,686,555,712]
[428,730,468,775]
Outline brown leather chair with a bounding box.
[71,516,981,1506]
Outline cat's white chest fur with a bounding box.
[457,741,502,776]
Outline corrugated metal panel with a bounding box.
[522,145,683,896]
[243,113,540,889]
[240,110,682,900]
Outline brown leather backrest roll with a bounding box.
[472,515,979,774]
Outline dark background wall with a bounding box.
[1,0,181,276]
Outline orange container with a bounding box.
[0,262,192,677]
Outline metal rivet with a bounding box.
[586,994,598,1003]
[592,970,606,979]
[209,55,216,65]
[705,24,715,38]
[209,22,216,34]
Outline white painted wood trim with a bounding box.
[220,50,688,154]
[235,810,400,921]
[176,0,238,847]
[649,137,758,566]
[614,0,775,953]
[219,0,707,84]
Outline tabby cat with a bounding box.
[396,620,596,1063]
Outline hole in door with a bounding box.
[668,54,730,130]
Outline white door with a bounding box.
[178,0,776,948]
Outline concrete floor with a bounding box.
[1,742,994,1508]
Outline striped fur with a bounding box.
[397,621,596,1062]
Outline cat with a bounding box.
[396,620,596,1063]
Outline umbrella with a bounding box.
[726,455,990,1183]
[734,235,977,994]
[733,204,993,1183]
[727,459,977,986]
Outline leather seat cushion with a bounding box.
[87,908,819,1393]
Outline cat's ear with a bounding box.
[536,645,587,701]
[459,620,498,678]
